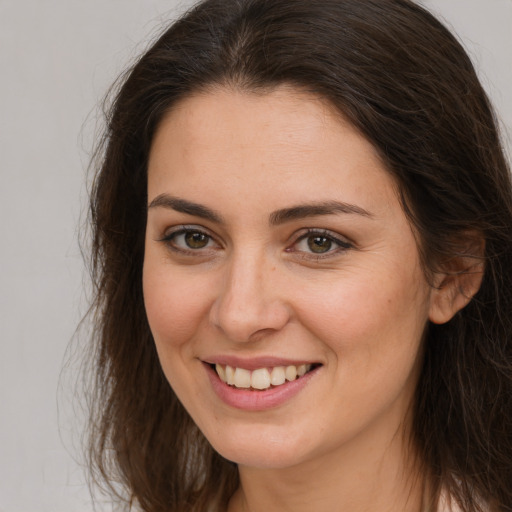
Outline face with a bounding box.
[143,87,435,470]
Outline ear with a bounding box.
[429,234,485,325]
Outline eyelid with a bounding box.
[157,225,352,259]
[159,224,204,240]
[287,228,353,257]
[157,224,221,252]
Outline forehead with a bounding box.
[147,86,399,220]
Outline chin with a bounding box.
[217,445,305,470]
[205,424,316,469]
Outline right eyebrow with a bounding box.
[147,194,225,224]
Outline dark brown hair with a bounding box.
[86,1,512,510]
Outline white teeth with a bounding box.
[285,365,297,381]
[225,365,235,385]
[233,367,251,388]
[270,366,286,386]
[251,368,271,390]
[215,364,226,382]
[215,363,314,390]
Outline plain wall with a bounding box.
[0,1,510,511]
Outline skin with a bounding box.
[143,86,468,512]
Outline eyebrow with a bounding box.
[148,194,225,224]
[148,194,372,225]
[269,201,373,225]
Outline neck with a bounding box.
[228,421,425,512]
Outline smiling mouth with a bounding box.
[212,363,320,391]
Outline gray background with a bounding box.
[0,1,510,511]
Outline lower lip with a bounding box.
[204,363,320,411]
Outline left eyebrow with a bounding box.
[269,201,373,225]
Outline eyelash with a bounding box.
[158,226,353,259]
[289,229,353,260]
[159,225,220,255]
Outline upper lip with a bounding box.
[202,355,321,371]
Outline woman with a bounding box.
[86,0,512,511]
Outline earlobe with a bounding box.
[428,236,485,325]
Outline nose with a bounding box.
[209,250,291,343]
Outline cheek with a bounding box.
[291,265,430,364]
[142,261,213,350]
[293,272,429,428]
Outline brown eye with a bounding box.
[291,229,352,258]
[184,231,210,249]
[161,227,218,253]
[307,236,332,253]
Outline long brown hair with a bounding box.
[86,1,512,510]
